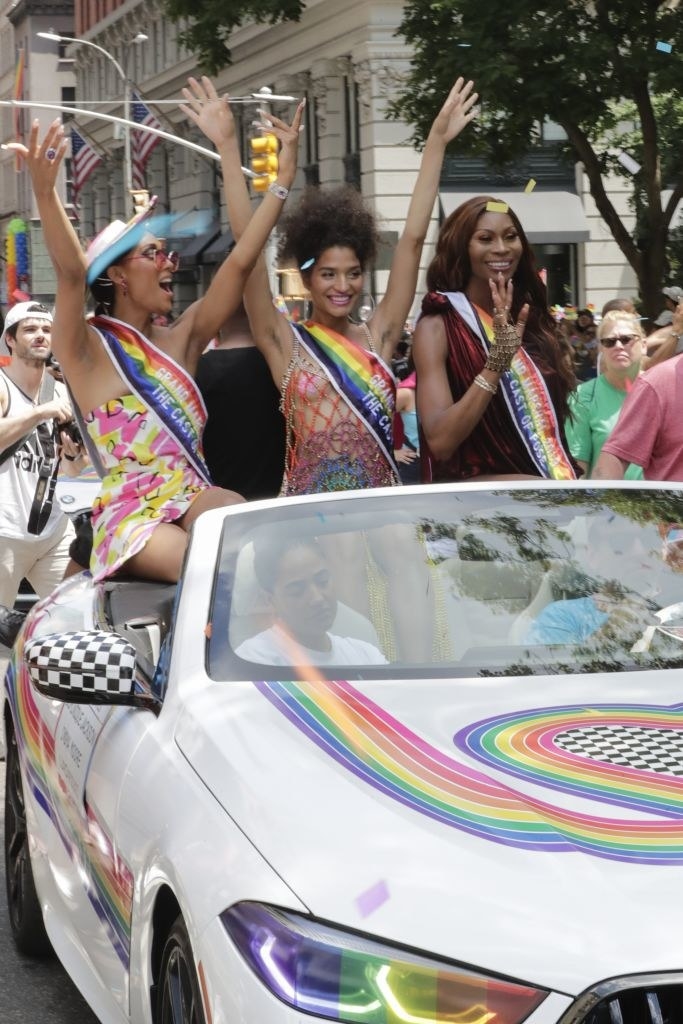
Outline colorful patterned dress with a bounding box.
[85,316,212,581]
[279,321,400,495]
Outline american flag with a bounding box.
[131,92,162,190]
[70,127,102,203]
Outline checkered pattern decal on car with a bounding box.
[555,725,683,776]
[25,631,136,694]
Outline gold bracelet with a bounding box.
[473,373,498,395]
[485,321,520,374]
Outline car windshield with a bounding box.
[207,487,683,680]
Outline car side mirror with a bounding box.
[24,630,155,707]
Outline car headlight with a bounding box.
[221,902,548,1024]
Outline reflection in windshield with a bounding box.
[210,488,683,680]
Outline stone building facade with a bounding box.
[1,0,642,313]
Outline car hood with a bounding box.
[175,670,683,996]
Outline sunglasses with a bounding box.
[125,246,180,271]
[600,333,640,348]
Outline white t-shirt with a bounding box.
[236,624,388,665]
[0,371,68,540]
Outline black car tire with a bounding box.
[156,915,207,1024]
[4,723,52,957]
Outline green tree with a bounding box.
[390,0,683,318]
[163,0,304,77]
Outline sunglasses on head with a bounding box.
[600,333,639,348]
[125,245,180,271]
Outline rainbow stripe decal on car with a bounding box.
[6,626,134,967]
[455,703,683,816]
[257,679,683,864]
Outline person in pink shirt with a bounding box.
[592,353,683,480]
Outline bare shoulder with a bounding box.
[413,314,447,362]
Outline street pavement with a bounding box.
[0,643,99,1021]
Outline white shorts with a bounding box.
[0,515,76,607]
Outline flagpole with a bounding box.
[1,99,257,178]
[124,83,132,204]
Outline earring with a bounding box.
[121,280,128,297]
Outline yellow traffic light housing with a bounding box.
[249,133,278,192]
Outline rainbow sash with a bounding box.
[444,293,575,480]
[92,316,211,483]
[294,321,399,479]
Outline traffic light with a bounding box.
[249,133,278,192]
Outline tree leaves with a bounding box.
[390,0,683,313]
[163,0,305,73]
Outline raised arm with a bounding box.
[185,79,297,384]
[8,120,92,373]
[642,301,683,370]
[371,78,478,361]
[178,77,303,368]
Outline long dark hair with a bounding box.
[426,195,576,418]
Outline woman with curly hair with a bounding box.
[198,76,477,495]
[413,196,577,482]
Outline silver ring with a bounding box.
[46,147,57,160]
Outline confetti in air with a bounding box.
[616,151,641,175]
[355,879,390,918]
[486,201,509,214]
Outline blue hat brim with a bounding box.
[85,203,179,287]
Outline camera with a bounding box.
[60,419,83,447]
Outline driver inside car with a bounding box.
[235,534,388,666]
[524,575,650,646]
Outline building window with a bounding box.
[57,32,75,60]
[303,87,319,186]
[61,87,76,122]
[65,156,74,206]
[343,73,360,188]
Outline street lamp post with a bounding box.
[37,30,148,213]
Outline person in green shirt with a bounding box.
[565,310,645,479]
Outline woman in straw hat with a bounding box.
[11,80,303,584]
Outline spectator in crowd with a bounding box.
[567,308,598,381]
[13,80,302,584]
[205,75,478,495]
[565,310,645,479]
[394,371,420,484]
[236,535,387,665]
[592,313,683,480]
[652,285,683,329]
[644,294,683,365]
[391,337,412,381]
[196,302,286,499]
[601,297,637,318]
[0,302,86,645]
[413,196,576,482]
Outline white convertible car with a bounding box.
[4,481,683,1024]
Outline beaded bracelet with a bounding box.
[473,373,498,395]
[268,182,290,200]
[485,321,520,373]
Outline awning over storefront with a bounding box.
[201,230,235,264]
[439,191,590,243]
[166,226,220,261]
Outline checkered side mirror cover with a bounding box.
[25,630,137,697]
